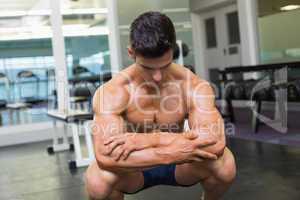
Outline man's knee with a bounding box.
[85,163,118,199]
[203,159,236,193]
[216,151,236,185]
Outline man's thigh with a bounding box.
[175,148,235,186]
[86,162,144,194]
[115,171,144,194]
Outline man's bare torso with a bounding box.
[102,63,198,134]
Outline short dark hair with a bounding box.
[130,11,176,58]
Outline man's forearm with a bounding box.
[97,133,184,172]
[147,131,224,156]
[97,147,170,173]
[98,131,222,172]
[154,131,225,156]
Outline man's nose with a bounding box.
[152,69,162,82]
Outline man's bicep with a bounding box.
[188,104,224,142]
[93,114,125,137]
[187,81,226,156]
[92,113,126,155]
[91,83,129,145]
[188,81,222,131]
[188,106,225,156]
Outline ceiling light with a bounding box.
[280,5,300,11]
[162,8,189,13]
[0,11,27,17]
[63,8,108,15]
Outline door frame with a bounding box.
[200,4,241,72]
[190,0,260,80]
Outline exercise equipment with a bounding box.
[0,72,32,125]
[287,81,300,101]
[223,62,300,133]
[181,43,189,57]
[244,80,271,101]
[72,65,93,77]
[207,69,235,123]
[173,41,190,67]
[0,72,9,125]
[209,69,222,99]
[173,41,195,73]
[70,66,93,110]
[70,86,95,111]
[0,100,5,109]
[17,70,44,104]
[47,110,94,171]
[269,85,277,101]
[232,83,246,99]
[256,88,271,101]
[173,42,189,60]
[46,68,57,109]
[244,80,256,100]
[0,72,9,108]
[224,82,234,100]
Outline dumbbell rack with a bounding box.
[222,62,300,133]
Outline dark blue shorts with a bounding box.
[124,164,195,194]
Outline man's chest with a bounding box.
[124,82,187,132]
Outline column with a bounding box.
[237,0,260,65]
[106,0,122,75]
[50,0,70,112]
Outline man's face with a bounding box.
[129,48,173,83]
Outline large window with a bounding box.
[0,0,110,127]
[60,0,110,78]
[0,3,54,126]
[0,55,54,100]
[258,0,300,64]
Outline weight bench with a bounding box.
[47,110,95,170]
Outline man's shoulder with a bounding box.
[93,70,132,114]
[176,66,206,88]
[172,64,200,84]
[178,69,213,97]
[95,65,135,95]
[110,64,138,86]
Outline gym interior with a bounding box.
[0,0,299,200]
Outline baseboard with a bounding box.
[0,122,67,147]
[0,121,90,147]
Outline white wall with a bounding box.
[259,9,300,50]
[259,9,300,63]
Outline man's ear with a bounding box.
[127,46,135,60]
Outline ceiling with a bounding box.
[258,0,300,17]
[0,0,299,40]
[0,0,107,41]
[0,0,38,11]
[0,0,106,11]
[1,0,299,17]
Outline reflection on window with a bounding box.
[205,18,217,48]
[80,53,104,72]
[65,35,111,77]
[226,11,240,45]
[0,56,54,100]
[258,0,300,63]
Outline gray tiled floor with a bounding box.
[227,108,300,147]
[0,138,300,200]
